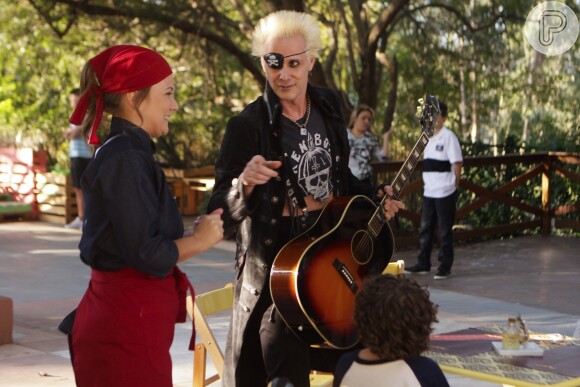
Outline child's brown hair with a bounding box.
[354,274,438,360]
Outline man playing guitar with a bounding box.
[208,10,404,387]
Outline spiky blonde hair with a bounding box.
[251,11,322,58]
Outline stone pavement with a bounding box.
[0,220,578,387]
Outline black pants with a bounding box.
[69,157,90,189]
[260,302,311,386]
[417,190,458,271]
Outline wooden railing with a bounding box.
[6,149,574,246]
[164,167,215,216]
[167,153,579,248]
[36,172,77,224]
[373,152,580,248]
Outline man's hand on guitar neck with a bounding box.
[239,155,283,198]
[377,185,405,221]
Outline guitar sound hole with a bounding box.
[351,230,373,265]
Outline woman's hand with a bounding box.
[177,208,224,262]
[191,208,224,251]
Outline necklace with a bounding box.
[283,96,311,136]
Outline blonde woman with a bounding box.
[347,104,390,185]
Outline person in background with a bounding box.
[333,274,449,387]
[207,10,404,387]
[63,44,224,387]
[405,101,462,280]
[347,104,391,185]
[64,88,92,229]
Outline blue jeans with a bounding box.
[417,190,458,271]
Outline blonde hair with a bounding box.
[348,104,375,130]
[251,11,322,58]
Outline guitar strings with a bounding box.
[353,233,371,261]
[352,132,429,263]
[353,101,437,267]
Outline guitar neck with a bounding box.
[388,132,430,200]
[368,132,431,236]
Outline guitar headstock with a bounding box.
[415,95,440,138]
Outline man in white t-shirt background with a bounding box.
[405,101,463,279]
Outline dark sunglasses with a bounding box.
[262,50,308,69]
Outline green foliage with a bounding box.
[1,0,577,171]
[0,0,258,171]
[0,1,108,168]
[380,0,578,160]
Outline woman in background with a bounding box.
[347,104,391,185]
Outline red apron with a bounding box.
[71,266,194,387]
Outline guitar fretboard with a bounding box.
[368,132,431,237]
[389,132,430,200]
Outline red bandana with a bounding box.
[69,45,173,145]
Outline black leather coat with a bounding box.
[207,84,372,386]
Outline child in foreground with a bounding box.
[333,274,449,387]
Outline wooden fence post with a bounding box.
[541,156,552,235]
[0,295,13,345]
[36,172,77,224]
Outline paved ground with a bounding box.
[0,219,578,387]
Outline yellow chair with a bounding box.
[383,259,405,275]
[186,284,333,387]
[309,372,334,386]
[187,284,234,387]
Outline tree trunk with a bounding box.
[382,55,398,134]
[459,39,468,139]
[470,57,478,143]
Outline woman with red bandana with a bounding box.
[63,45,224,387]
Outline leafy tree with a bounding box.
[0,0,577,173]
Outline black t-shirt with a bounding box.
[280,105,334,203]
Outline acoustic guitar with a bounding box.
[270,95,441,349]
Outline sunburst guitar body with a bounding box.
[270,195,394,348]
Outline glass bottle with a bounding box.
[502,317,521,350]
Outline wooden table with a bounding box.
[426,326,580,387]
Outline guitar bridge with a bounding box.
[332,258,358,294]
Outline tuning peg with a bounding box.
[415,105,424,118]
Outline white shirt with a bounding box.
[422,126,462,198]
[333,352,450,387]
